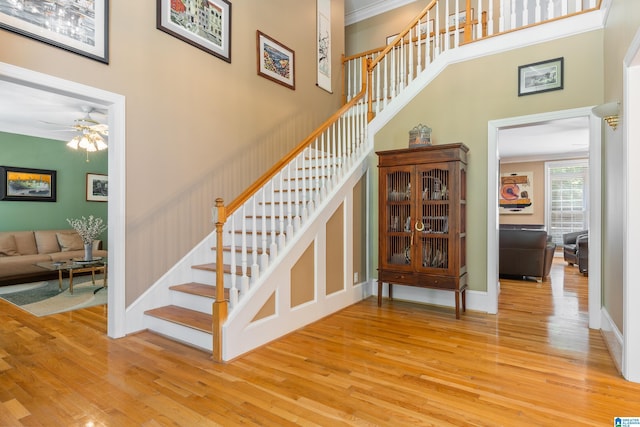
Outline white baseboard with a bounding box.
[600,307,623,375]
[372,279,491,314]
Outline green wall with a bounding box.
[0,131,108,245]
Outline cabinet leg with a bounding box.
[389,283,393,301]
[455,291,460,319]
[377,282,382,306]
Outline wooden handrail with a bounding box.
[225,57,369,218]
[369,0,437,70]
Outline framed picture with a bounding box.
[386,21,434,45]
[0,0,109,63]
[86,173,108,202]
[316,0,332,93]
[448,9,473,27]
[0,166,57,202]
[156,0,231,63]
[518,57,564,96]
[257,30,295,90]
[499,171,533,214]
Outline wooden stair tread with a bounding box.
[169,282,229,299]
[145,305,212,333]
[192,263,252,276]
[221,246,268,255]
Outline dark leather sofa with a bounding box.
[499,229,556,282]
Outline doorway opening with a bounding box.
[487,107,602,330]
[0,62,126,338]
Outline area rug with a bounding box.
[0,275,107,317]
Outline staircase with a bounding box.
[128,0,606,362]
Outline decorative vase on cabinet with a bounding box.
[376,143,468,319]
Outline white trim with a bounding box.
[622,27,640,382]
[601,306,623,373]
[0,62,127,338]
[488,107,602,328]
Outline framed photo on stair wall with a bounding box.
[0,0,109,63]
[257,30,295,90]
[518,57,564,96]
[156,0,232,63]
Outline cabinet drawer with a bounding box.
[378,270,415,285]
[416,274,457,290]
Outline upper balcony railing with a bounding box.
[342,0,601,119]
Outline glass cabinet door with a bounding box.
[380,167,413,268]
[416,163,451,273]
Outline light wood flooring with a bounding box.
[1,259,639,426]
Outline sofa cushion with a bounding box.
[56,232,83,252]
[0,234,19,256]
[12,231,38,255]
[34,230,61,254]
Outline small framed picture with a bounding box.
[0,166,56,202]
[86,173,108,202]
[257,30,295,90]
[0,1,109,63]
[156,0,232,63]
[448,9,473,27]
[518,57,564,96]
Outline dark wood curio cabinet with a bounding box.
[376,143,468,318]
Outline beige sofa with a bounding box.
[0,230,107,284]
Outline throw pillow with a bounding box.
[0,234,19,256]
[56,232,84,252]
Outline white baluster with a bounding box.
[306,147,315,216]
[251,197,259,283]
[488,0,494,36]
[229,215,238,307]
[510,0,517,29]
[321,132,328,198]
[499,0,505,32]
[477,0,483,40]
[297,156,307,224]
[278,171,286,249]
[260,188,269,272]
[286,163,294,238]
[269,181,278,260]
[240,206,249,296]
[535,0,541,23]
[547,0,555,20]
[575,0,582,13]
[522,0,529,26]
[382,55,389,109]
[435,2,441,57]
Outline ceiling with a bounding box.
[0,0,590,161]
[0,78,107,144]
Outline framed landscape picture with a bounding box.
[257,30,295,90]
[518,57,564,96]
[156,0,231,63]
[86,173,108,202]
[0,166,57,202]
[0,0,109,63]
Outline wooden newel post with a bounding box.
[366,58,375,122]
[212,197,228,362]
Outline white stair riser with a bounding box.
[145,316,213,352]
[170,290,215,314]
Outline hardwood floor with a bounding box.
[1,259,639,426]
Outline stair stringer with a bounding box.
[221,146,373,361]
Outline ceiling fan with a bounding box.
[43,106,109,161]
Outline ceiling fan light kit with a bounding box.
[65,108,109,161]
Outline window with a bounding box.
[546,160,589,246]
